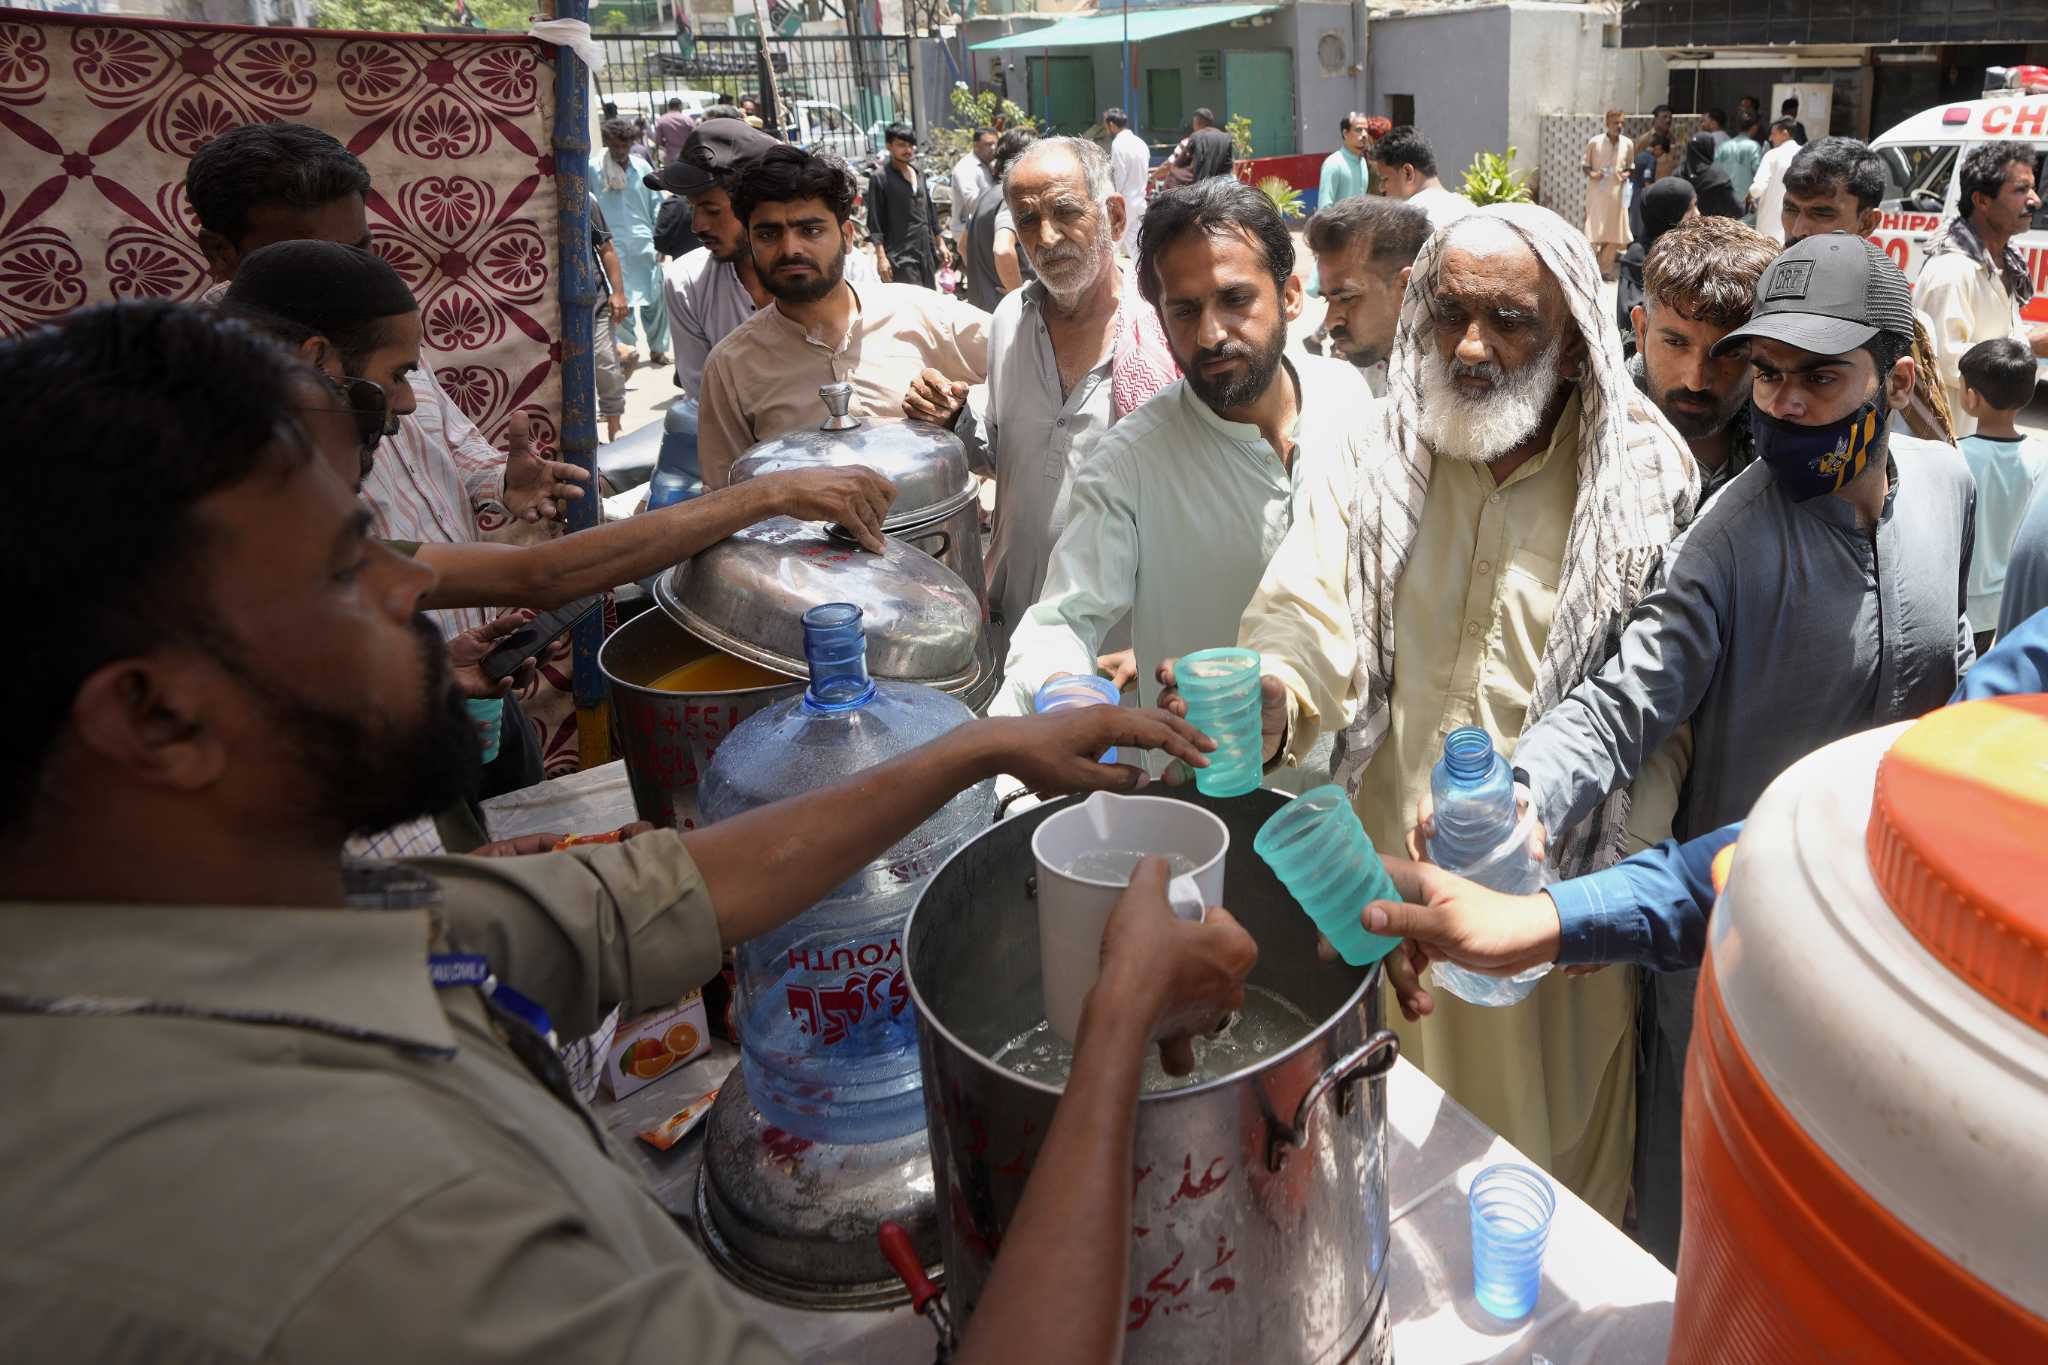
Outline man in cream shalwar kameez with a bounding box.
[1237,204,1699,1222]
[1583,110,1634,280]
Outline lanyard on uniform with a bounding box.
[428,953,557,1049]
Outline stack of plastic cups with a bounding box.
[1467,1163,1556,1320]
[1175,648,1264,798]
[1032,674,1122,764]
[1254,785,1403,966]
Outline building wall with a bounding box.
[1506,5,1667,196]
[1076,17,1299,147]
[1292,1,1365,161]
[1365,6,1513,191]
[1365,3,1663,199]
[1624,0,2048,50]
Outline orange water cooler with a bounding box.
[1671,696,2048,1363]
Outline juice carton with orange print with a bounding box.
[602,989,710,1100]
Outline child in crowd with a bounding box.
[1957,336,2048,655]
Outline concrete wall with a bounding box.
[1365,2,1666,199]
[1504,4,1666,197]
[1365,7,1512,191]
[1079,18,1298,147]
[1292,1,1365,162]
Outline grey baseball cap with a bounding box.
[1709,231,1917,358]
[645,120,779,195]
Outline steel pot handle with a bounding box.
[907,527,954,560]
[1266,1029,1400,1172]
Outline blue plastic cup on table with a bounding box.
[1175,647,1263,797]
[1253,785,1403,966]
[1033,674,1122,764]
[1467,1162,1556,1320]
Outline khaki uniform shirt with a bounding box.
[0,838,792,1365]
[695,281,989,488]
[1242,392,1688,1221]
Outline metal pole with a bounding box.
[551,0,608,767]
[752,0,784,130]
[1121,0,1130,122]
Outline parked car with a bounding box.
[785,100,878,163]
[1869,64,2048,375]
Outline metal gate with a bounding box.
[596,32,913,156]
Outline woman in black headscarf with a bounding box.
[1680,131,1744,219]
[1615,177,1699,353]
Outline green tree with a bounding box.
[1226,113,1253,161]
[930,82,1034,168]
[1461,146,1534,205]
[313,0,530,33]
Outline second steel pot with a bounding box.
[905,788,1397,1364]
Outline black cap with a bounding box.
[1710,231,1916,358]
[644,120,779,195]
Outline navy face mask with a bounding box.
[1750,396,1886,501]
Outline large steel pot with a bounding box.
[727,382,987,610]
[599,609,800,829]
[656,517,996,709]
[905,788,1396,1364]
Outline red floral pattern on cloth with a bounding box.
[0,13,593,777]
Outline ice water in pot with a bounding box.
[698,602,993,1145]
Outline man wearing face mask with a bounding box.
[1508,232,1977,1265]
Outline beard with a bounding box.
[1181,319,1288,413]
[761,240,847,303]
[1416,330,1568,464]
[1656,382,1747,440]
[1330,324,1384,370]
[213,615,480,840]
[1035,217,1113,308]
[601,153,629,193]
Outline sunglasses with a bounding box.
[310,375,390,454]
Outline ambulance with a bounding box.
[1869,63,2048,342]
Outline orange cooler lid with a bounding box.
[1866,696,2048,1035]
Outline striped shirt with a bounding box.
[359,365,510,639]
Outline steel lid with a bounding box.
[656,516,984,689]
[725,382,976,530]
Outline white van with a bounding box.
[1869,65,2048,345]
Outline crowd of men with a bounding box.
[7,90,2048,1361]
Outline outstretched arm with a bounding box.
[685,709,1214,947]
[956,859,1256,1365]
[414,466,898,610]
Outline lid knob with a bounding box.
[818,382,860,432]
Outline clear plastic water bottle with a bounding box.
[646,399,702,510]
[699,603,994,1144]
[1427,726,1550,1007]
[1033,673,1121,765]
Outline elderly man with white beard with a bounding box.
[905,136,1180,666]
[1228,205,1700,1223]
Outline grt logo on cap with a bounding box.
[1765,259,1813,302]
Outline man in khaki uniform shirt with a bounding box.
[1220,208,1700,1223]
[0,302,1252,1365]
[697,145,989,488]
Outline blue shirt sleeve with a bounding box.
[1547,823,1741,971]
[1954,606,2048,702]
